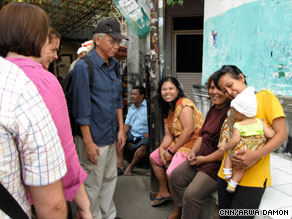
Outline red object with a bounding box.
[116,46,127,59]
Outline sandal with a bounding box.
[151,196,172,207]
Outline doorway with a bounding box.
[172,16,203,102]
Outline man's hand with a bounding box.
[218,142,227,152]
[144,133,149,138]
[84,141,100,165]
[232,149,259,169]
[118,130,126,149]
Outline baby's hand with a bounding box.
[218,142,227,152]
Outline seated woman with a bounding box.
[213,65,287,219]
[150,76,204,207]
[169,74,230,219]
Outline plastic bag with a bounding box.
[114,0,150,38]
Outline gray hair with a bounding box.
[93,33,105,46]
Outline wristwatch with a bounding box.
[167,149,175,156]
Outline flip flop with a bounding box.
[151,196,172,207]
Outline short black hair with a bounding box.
[132,85,145,96]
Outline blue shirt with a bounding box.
[125,99,148,139]
[71,49,123,146]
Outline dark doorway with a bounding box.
[176,34,203,73]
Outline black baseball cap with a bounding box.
[94,18,128,40]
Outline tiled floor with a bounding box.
[256,153,292,219]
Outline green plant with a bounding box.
[166,0,184,6]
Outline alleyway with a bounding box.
[114,166,172,219]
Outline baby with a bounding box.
[218,87,275,192]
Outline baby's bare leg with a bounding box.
[224,155,233,169]
[223,155,233,180]
[232,168,245,183]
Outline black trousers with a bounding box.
[217,177,266,219]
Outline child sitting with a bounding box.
[218,87,275,192]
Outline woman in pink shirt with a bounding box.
[1,3,91,219]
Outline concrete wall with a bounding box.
[165,0,204,76]
[202,0,292,155]
[203,0,292,96]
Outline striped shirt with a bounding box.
[0,57,67,218]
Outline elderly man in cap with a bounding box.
[71,18,128,219]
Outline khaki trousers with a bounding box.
[75,136,117,219]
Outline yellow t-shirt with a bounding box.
[218,89,285,187]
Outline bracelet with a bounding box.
[167,149,175,156]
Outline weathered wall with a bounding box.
[203,0,292,96]
[203,0,292,154]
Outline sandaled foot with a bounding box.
[151,196,172,207]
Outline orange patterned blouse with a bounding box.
[165,97,204,155]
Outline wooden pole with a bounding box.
[149,0,165,200]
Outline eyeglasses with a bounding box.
[104,38,121,46]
